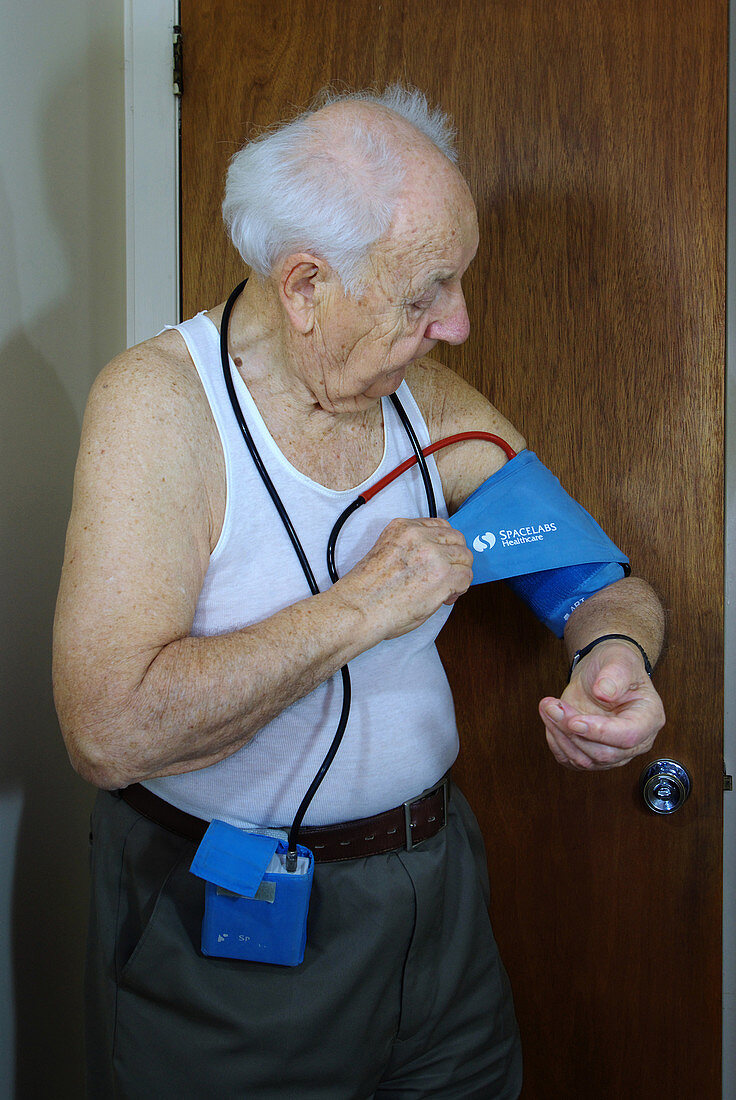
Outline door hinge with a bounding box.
[725,764,733,792]
[173,26,183,98]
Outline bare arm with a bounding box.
[405,357,526,511]
[410,358,666,770]
[539,576,666,769]
[53,348,473,789]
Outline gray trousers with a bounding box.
[86,785,522,1099]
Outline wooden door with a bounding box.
[179,2,725,1095]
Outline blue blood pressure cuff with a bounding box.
[449,450,629,636]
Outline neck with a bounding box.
[212,278,309,410]
[216,276,374,430]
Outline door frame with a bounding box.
[124,0,180,344]
[124,0,734,1090]
[723,7,736,1092]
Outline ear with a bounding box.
[278,254,330,334]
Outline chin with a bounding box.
[364,370,406,400]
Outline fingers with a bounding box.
[539,695,663,770]
[544,724,603,771]
[541,697,657,746]
[387,517,474,573]
[411,517,472,550]
[341,517,474,642]
[538,638,666,770]
[540,700,620,770]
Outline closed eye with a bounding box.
[408,299,434,314]
[407,274,458,315]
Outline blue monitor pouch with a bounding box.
[190,819,314,967]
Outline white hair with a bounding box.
[222,85,459,295]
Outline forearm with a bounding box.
[562,576,665,668]
[58,585,372,789]
[56,515,472,789]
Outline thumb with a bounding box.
[592,669,623,705]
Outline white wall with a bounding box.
[0,1,126,1095]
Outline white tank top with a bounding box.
[143,311,458,828]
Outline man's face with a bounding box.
[306,171,479,412]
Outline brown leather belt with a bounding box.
[119,776,450,863]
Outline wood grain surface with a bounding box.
[180,2,726,1094]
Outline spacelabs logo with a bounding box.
[472,532,496,552]
[471,522,558,551]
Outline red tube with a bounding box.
[361,431,517,503]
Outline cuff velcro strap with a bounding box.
[568,633,653,682]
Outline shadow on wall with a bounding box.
[0,186,93,1096]
[0,28,126,1096]
[0,264,92,1099]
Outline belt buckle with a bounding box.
[403,775,449,852]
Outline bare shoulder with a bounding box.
[63,327,226,609]
[85,328,212,442]
[405,357,526,512]
[82,329,222,515]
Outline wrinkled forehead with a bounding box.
[374,168,479,295]
[395,167,477,241]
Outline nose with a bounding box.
[425,289,471,345]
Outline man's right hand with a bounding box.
[334,516,474,641]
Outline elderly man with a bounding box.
[53,86,664,1099]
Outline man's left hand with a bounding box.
[538,639,666,770]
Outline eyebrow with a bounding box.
[410,272,454,300]
[429,271,455,286]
